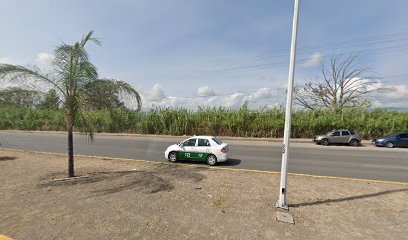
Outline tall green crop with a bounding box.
[1,106,407,139]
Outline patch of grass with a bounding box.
[212,196,227,209]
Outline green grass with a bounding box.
[0,106,407,139]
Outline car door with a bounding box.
[185,138,203,160]
[397,133,408,147]
[179,138,197,160]
[340,131,351,144]
[196,138,212,160]
[330,131,341,143]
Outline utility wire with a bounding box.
[189,31,408,66]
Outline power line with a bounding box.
[194,44,408,75]
[187,31,408,66]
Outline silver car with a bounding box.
[313,129,361,146]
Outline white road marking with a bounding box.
[362,164,408,170]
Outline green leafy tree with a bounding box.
[39,89,60,109]
[0,31,142,177]
[84,79,125,110]
[0,87,42,108]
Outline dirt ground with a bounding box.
[0,149,407,240]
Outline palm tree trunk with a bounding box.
[68,125,75,177]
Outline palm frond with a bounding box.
[0,64,65,96]
[53,37,99,96]
[81,30,101,47]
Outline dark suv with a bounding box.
[313,129,361,146]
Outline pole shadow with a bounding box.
[289,188,408,208]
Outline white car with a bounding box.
[164,136,230,166]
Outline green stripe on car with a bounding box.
[177,151,209,160]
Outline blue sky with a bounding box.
[1,0,407,109]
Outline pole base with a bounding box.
[276,201,289,210]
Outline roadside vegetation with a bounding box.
[1,105,406,139]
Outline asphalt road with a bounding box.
[1,131,407,182]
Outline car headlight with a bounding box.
[377,139,385,142]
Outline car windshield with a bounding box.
[180,139,196,146]
[212,138,223,145]
[383,133,398,138]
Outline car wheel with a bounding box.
[168,152,177,162]
[321,138,329,146]
[386,142,394,148]
[207,154,217,166]
[349,139,359,147]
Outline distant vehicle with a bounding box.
[313,129,361,146]
[372,132,408,148]
[164,136,230,166]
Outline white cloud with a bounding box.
[197,86,215,97]
[380,84,408,99]
[0,57,10,64]
[299,52,323,68]
[35,52,54,66]
[342,77,380,92]
[224,93,245,107]
[243,88,273,103]
[146,84,166,101]
[138,86,285,110]
[370,83,408,109]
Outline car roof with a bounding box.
[190,135,215,139]
[390,132,408,135]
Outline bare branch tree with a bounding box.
[295,55,376,113]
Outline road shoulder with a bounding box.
[1,149,406,240]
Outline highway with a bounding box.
[1,131,407,182]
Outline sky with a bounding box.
[0,0,407,110]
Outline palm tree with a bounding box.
[0,31,141,177]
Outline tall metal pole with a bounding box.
[277,0,300,209]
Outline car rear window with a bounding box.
[212,138,223,145]
[350,131,355,135]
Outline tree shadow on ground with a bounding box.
[90,171,175,196]
[0,156,17,161]
[39,170,174,196]
[153,164,207,182]
[289,188,408,208]
[39,166,206,198]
